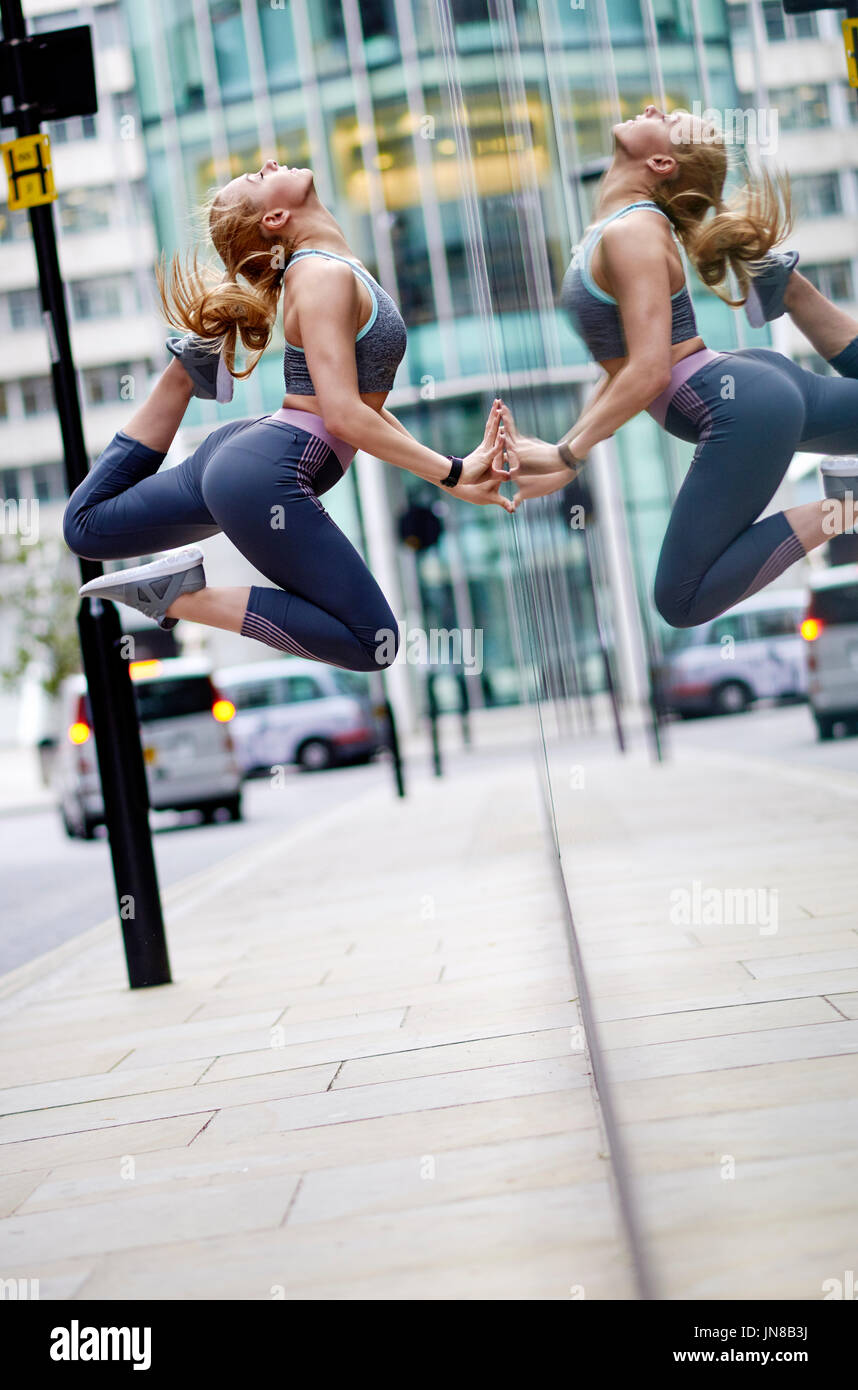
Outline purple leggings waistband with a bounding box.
[646,348,724,428]
[260,407,356,470]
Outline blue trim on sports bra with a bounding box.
[579,201,687,303]
[282,248,379,354]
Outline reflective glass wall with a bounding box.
[122,0,761,714]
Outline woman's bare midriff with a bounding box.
[280,389,389,416]
[598,336,707,380]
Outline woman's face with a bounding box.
[613,105,709,158]
[222,159,316,232]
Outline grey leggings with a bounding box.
[654,336,858,628]
[63,415,400,671]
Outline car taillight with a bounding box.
[801,617,823,641]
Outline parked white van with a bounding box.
[55,657,242,838]
[214,657,382,775]
[658,589,807,718]
[802,563,858,739]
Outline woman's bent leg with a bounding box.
[654,355,808,628]
[199,423,399,671]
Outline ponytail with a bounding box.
[652,143,792,307]
[155,190,290,379]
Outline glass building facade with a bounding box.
[122,0,768,710]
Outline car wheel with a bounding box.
[712,681,752,715]
[297,739,334,771]
[815,715,835,741]
[60,806,80,839]
[226,795,243,822]
[81,815,98,840]
[200,802,219,824]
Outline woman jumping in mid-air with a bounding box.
[497,106,858,628]
[63,161,515,670]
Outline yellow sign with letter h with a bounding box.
[843,18,858,89]
[1,133,57,211]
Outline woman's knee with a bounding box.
[356,615,400,671]
[653,570,696,630]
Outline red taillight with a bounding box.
[801,617,823,641]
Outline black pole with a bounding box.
[426,673,443,777]
[1,0,169,986]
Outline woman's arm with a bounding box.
[560,215,674,456]
[506,215,675,476]
[294,261,506,500]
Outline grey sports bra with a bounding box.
[559,201,698,361]
[282,248,407,395]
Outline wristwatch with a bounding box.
[441,455,463,488]
[557,441,584,470]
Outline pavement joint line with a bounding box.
[534,767,661,1302]
[0,774,394,1005]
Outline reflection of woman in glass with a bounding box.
[64,162,515,667]
[498,107,858,629]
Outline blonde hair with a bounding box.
[651,135,792,306]
[156,188,291,379]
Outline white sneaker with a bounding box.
[80,548,206,630]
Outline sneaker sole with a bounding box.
[80,548,204,597]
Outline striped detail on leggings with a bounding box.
[737,529,806,604]
[670,382,713,447]
[241,609,320,661]
[240,432,352,664]
[296,434,332,510]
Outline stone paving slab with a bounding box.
[0,753,631,1300]
[550,741,858,1300]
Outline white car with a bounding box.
[55,657,242,839]
[802,563,858,739]
[214,657,382,775]
[658,590,807,717]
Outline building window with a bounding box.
[0,469,21,501]
[790,12,818,37]
[727,2,751,43]
[8,288,42,329]
[762,1,786,41]
[70,277,132,321]
[769,84,830,130]
[58,188,113,235]
[46,113,97,144]
[803,262,855,301]
[82,364,133,405]
[790,171,842,218]
[21,377,54,417]
[32,462,64,502]
[0,205,32,243]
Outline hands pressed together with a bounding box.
[454,399,584,512]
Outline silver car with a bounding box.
[802,563,858,739]
[658,590,807,718]
[55,657,242,838]
[215,657,382,775]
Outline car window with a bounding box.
[226,680,276,711]
[132,676,214,723]
[707,614,747,646]
[808,583,858,625]
[287,675,323,702]
[746,609,800,639]
[331,670,369,697]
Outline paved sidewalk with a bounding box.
[554,739,858,1300]
[0,742,633,1301]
